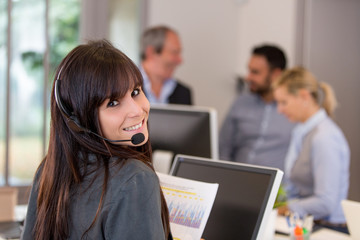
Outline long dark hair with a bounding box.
[34,40,170,239]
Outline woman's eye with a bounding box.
[131,88,141,97]
[107,100,119,107]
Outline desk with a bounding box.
[0,205,26,240]
[1,230,351,240]
[273,214,351,240]
[1,205,352,240]
[275,228,351,240]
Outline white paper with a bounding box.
[157,172,218,240]
[311,228,351,240]
[275,215,291,235]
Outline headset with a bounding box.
[54,78,88,133]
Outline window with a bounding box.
[1,0,80,193]
[0,1,7,184]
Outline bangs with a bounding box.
[106,64,143,101]
[95,55,144,105]
[69,40,144,111]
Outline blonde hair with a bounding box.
[273,67,338,118]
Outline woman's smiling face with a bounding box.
[98,86,150,146]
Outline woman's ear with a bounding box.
[298,88,311,101]
[297,89,313,108]
[145,46,157,59]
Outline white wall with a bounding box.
[109,0,141,63]
[147,0,297,126]
[236,0,297,76]
[147,0,240,127]
[80,0,109,43]
[81,0,143,64]
[302,0,360,202]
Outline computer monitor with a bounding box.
[148,104,218,172]
[170,154,283,240]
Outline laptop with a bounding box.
[342,199,360,240]
[169,154,283,240]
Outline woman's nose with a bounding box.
[128,102,143,117]
[126,97,147,118]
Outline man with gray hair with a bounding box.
[140,25,192,105]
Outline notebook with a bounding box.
[342,199,360,240]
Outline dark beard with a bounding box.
[249,75,272,97]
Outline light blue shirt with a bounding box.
[140,66,177,104]
[286,109,350,223]
[284,109,328,177]
[219,93,294,171]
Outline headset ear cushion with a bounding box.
[54,80,88,133]
[67,115,86,133]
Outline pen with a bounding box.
[286,215,292,228]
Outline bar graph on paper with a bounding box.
[157,173,218,240]
[166,192,206,228]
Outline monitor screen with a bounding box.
[148,104,218,159]
[170,155,283,240]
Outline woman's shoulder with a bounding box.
[119,158,154,175]
[312,117,348,146]
[105,159,160,207]
[109,159,158,188]
[315,117,344,136]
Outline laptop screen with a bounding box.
[170,155,283,240]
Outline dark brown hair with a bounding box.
[253,44,287,70]
[34,39,170,239]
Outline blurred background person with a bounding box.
[274,67,350,233]
[219,45,293,171]
[140,25,192,105]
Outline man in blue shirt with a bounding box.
[140,25,192,105]
[219,45,294,171]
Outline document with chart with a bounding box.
[157,172,219,240]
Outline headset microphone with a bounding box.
[128,133,145,145]
[91,132,145,145]
[54,78,145,145]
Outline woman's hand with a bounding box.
[277,205,290,216]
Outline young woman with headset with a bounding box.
[21,40,172,239]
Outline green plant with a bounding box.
[274,184,287,208]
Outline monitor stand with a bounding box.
[153,150,174,174]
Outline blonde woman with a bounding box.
[273,67,350,233]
